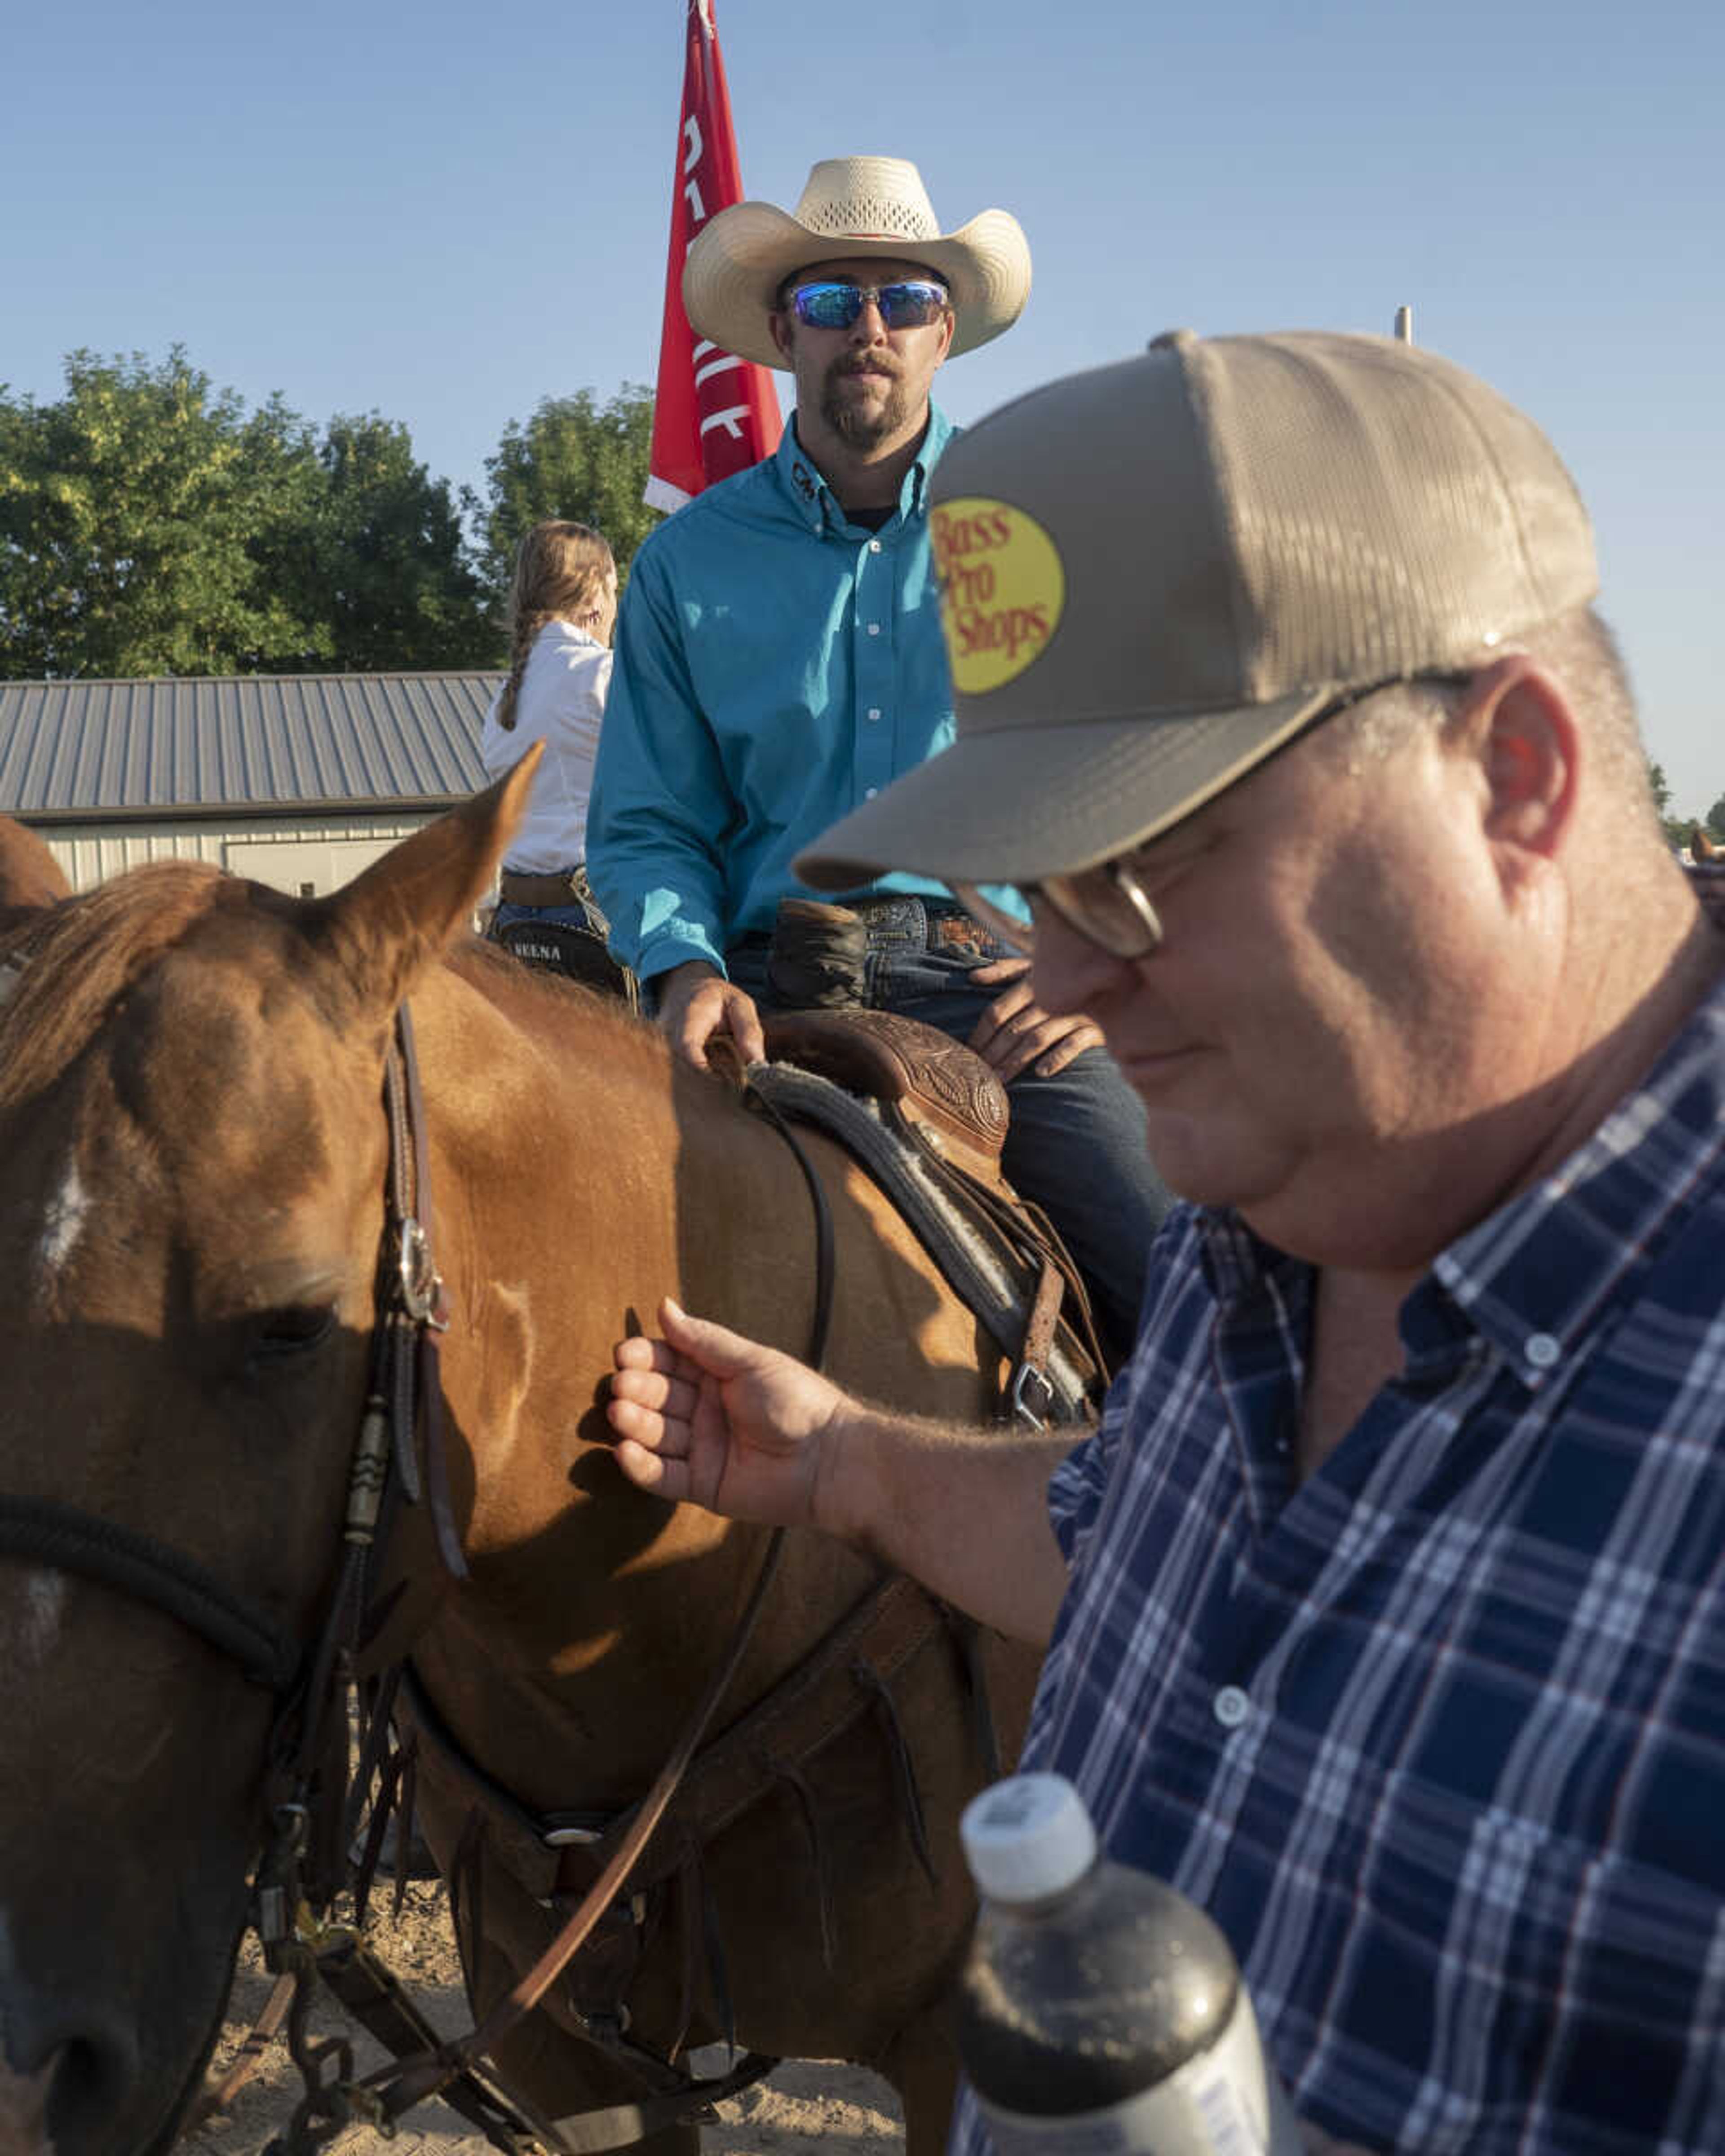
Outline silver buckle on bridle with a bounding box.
[397,1217,447,1330]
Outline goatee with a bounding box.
[821,359,910,450]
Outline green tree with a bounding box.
[469,384,659,612]
[260,413,493,670]
[1707,793,1725,841]
[0,348,320,677]
[1647,762,1692,850]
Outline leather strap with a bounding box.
[553,1573,944,1898]
[1010,1256,1068,1427]
[0,1497,299,1689]
[744,1061,1101,1419]
[537,2055,777,2155]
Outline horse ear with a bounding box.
[0,815,72,931]
[314,744,543,1018]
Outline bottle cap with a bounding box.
[960,1772,1097,1902]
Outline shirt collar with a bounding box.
[1431,959,1725,1387]
[1193,958,1725,1391]
[774,402,956,536]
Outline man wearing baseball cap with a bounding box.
[586,156,1167,1360]
[607,329,1725,2150]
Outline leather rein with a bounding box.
[251,1024,830,2155]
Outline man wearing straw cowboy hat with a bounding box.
[587,155,1167,1359]
[608,329,1725,2151]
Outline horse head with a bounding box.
[0,755,539,2156]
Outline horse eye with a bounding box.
[248,1303,338,1365]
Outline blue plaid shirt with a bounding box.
[952,963,1725,2155]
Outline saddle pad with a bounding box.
[747,1061,1098,1425]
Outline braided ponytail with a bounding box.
[495,521,617,732]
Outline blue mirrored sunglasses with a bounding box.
[787,279,950,332]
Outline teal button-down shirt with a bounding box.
[587,403,984,983]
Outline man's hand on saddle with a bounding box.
[608,1298,845,1528]
[966,954,1104,1081]
[655,959,767,1073]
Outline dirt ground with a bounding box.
[186,1880,906,2155]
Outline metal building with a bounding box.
[0,673,499,894]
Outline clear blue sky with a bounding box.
[5,0,1721,814]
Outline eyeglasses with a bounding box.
[786,279,950,332]
[953,670,1479,961]
[954,862,1164,961]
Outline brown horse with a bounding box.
[0,760,1039,2156]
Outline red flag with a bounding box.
[644,0,783,512]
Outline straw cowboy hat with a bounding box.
[683,155,1032,371]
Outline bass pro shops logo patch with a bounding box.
[929,497,1065,694]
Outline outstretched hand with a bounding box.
[607,1298,848,1526]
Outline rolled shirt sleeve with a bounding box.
[588,541,737,979]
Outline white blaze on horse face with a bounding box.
[35,1156,88,1287]
[10,1573,65,1667]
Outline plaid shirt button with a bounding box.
[1525,1331,1561,1370]
[1213,1685,1250,1728]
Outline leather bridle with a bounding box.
[0,1006,452,1703]
[0,1001,469,2147]
[0,1500,302,1690]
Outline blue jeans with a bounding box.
[491,898,606,937]
[725,898,1168,1361]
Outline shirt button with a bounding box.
[867,622,881,636]
[1525,1332,1561,1370]
[1213,1686,1250,1729]
[869,539,883,553]
[864,787,880,800]
[866,707,882,722]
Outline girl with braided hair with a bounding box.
[482,520,618,946]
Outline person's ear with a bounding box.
[769,309,796,363]
[1472,658,1579,861]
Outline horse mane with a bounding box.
[0,861,230,1103]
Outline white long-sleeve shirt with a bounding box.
[481,619,612,871]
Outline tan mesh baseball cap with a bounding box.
[795,328,1598,891]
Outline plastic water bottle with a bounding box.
[956,1772,1305,2155]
